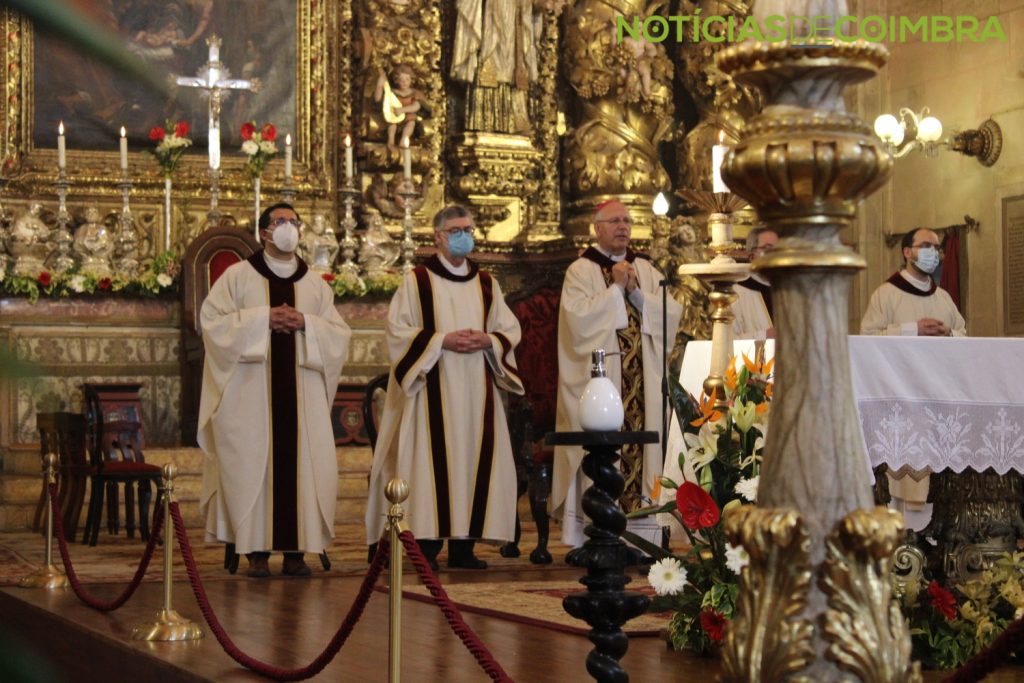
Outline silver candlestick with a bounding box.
[338,182,360,277]
[50,169,75,273]
[115,172,139,275]
[281,179,297,205]
[397,180,418,273]
[207,167,222,225]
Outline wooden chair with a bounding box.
[33,412,90,542]
[82,420,162,546]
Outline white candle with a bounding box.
[401,137,411,180]
[710,214,731,245]
[712,136,728,193]
[119,126,128,171]
[285,133,293,180]
[57,121,66,170]
[208,124,220,170]
[344,133,354,180]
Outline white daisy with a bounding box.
[69,274,86,293]
[734,475,759,503]
[241,140,259,156]
[648,557,687,596]
[156,273,172,287]
[726,543,749,575]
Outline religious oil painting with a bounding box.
[32,0,297,154]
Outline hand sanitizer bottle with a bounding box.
[579,349,623,431]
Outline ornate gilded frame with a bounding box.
[0,1,337,201]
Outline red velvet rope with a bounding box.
[941,614,1024,683]
[398,531,514,682]
[170,503,389,681]
[49,482,164,611]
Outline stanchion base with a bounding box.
[131,609,204,641]
[18,564,69,589]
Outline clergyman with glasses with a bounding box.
[551,199,682,557]
[198,202,352,578]
[733,226,779,340]
[365,205,524,571]
[859,226,965,531]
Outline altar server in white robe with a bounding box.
[365,205,524,570]
[733,227,777,340]
[552,199,683,550]
[859,227,965,529]
[860,228,966,337]
[199,203,351,578]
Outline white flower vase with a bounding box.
[163,176,172,252]
[253,175,261,239]
[579,349,624,431]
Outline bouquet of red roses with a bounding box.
[147,120,192,177]
[240,121,278,179]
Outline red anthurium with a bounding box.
[676,482,720,530]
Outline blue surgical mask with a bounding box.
[914,246,940,274]
[447,231,475,258]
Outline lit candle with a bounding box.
[285,133,293,180]
[344,133,354,181]
[401,137,411,180]
[119,126,128,171]
[712,131,728,193]
[57,121,66,170]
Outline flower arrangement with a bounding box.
[626,352,773,655]
[147,120,192,177]
[323,269,403,300]
[896,553,1024,669]
[0,252,180,303]
[241,121,278,179]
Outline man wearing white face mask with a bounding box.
[366,205,524,571]
[198,203,352,578]
[860,228,966,337]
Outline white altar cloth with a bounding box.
[666,337,1024,480]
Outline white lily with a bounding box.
[730,399,758,433]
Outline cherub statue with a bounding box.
[298,214,339,273]
[373,64,425,151]
[73,206,115,278]
[7,203,51,277]
[620,34,657,99]
[359,214,401,278]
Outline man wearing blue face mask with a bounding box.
[860,228,966,337]
[365,205,524,571]
[198,203,352,578]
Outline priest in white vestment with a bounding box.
[552,199,683,550]
[733,227,778,340]
[859,227,965,529]
[198,203,351,578]
[365,205,524,570]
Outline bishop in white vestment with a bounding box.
[198,204,351,576]
[552,200,682,548]
[366,206,523,569]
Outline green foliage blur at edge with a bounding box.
[3,0,171,103]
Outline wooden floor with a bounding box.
[2,567,1022,682]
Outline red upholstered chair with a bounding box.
[180,226,261,445]
[499,286,560,565]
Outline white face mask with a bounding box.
[268,222,300,253]
[914,246,940,274]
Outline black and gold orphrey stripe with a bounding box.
[413,255,497,539]
[581,247,646,512]
[247,251,309,550]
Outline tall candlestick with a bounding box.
[285,133,293,180]
[119,126,128,171]
[57,122,66,170]
[344,133,354,181]
[401,137,411,180]
[209,124,221,170]
[712,131,728,193]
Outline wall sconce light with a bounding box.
[874,109,1002,166]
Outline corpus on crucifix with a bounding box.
[173,35,261,170]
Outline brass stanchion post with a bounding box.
[19,452,69,589]
[131,463,203,641]
[385,478,410,683]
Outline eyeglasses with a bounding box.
[912,243,940,250]
[596,217,633,227]
[440,227,474,236]
[268,216,299,228]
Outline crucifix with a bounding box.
[173,35,261,170]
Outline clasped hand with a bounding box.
[269,304,305,333]
[610,261,638,293]
[442,329,491,354]
[917,317,950,336]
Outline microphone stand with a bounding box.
[661,277,669,466]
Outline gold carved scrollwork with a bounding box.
[561,0,673,237]
[721,506,814,683]
[820,507,922,683]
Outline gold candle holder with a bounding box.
[19,452,70,590]
[386,478,410,683]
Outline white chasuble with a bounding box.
[552,248,683,547]
[365,256,524,545]
[198,253,351,555]
[860,271,966,337]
